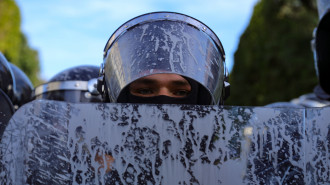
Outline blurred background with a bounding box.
[0,0,318,106]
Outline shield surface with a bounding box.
[0,100,329,184]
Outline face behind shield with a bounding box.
[313,0,330,94]
[101,12,228,105]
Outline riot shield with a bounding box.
[0,100,329,184]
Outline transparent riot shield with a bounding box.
[0,100,329,184]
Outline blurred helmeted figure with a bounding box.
[0,52,16,101]
[0,52,15,138]
[34,65,102,103]
[98,12,230,105]
[9,63,34,110]
[290,0,330,107]
[0,52,34,138]
[267,0,330,108]
[0,52,34,110]
[287,0,330,107]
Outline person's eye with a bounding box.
[136,89,154,95]
[173,90,190,97]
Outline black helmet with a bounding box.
[0,88,15,139]
[312,0,330,94]
[0,52,15,100]
[99,12,230,105]
[9,63,34,109]
[34,65,102,103]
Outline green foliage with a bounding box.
[227,0,319,106]
[0,0,21,61]
[0,0,41,85]
[17,33,40,84]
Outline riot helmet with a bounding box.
[9,63,34,109]
[312,0,330,94]
[0,52,16,100]
[0,88,14,139]
[34,65,102,103]
[99,12,229,105]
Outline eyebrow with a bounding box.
[133,78,190,86]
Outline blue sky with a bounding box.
[15,0,259,81]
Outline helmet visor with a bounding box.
[104,12,225,104]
